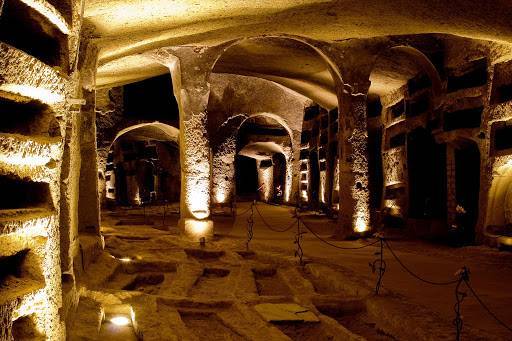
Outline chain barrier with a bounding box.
[299,218,379,250]
[384,239,459,286]
[246,201,255,251]
[234,205,254,217]
[369,234,386,295]
[162,200,168,227]
[254,203,296,232]
[463,275,512,334]
[233,201,512,338]
[293,200,306,266]
[453,267,470,341]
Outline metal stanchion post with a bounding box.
[246,201,255,250]
[454,266,470,341]
[162,200,167,227]
[369,233,386,295]
[293,195,306,266]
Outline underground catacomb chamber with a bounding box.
[0,248,44,302]
[189,268,231,296]
[122,273,165,293]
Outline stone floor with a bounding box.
[68,202,512,340]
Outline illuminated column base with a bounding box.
[179,218,214,242]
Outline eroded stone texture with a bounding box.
[0,43,66,104]
[382,147,406,187]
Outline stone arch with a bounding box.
[486,158,512,239]
[103,122,180,205]
[210,34,345,90]
[208,35,344,207]
[212,112,294,205]
[112,122,180,144]
[369,44,445,231]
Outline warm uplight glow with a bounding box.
[0,136,60,167]
[258,162,273,201]
[215,192,226,204]
[118,257,132,263]
[186,177,210,219]
[301,190,308,201]
[182,219,213,241]
[110,316,131,326]
[354,215,368,233]
[190,221,210,234]
[0,84,64,104]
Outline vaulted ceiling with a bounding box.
[85,0,512,105]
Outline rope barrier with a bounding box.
[293,199,306,266]
[254,203,296,232]
[299,218,380,250]
[369,236,386,295]
[384,239,459,286]
[234,205,254,217]
[246,203,254,250]
[463,278,512,334]
[453,267,469,341]
[231,201,512,337]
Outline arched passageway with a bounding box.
[486,159,512,241]
[104,123,180,207]
[235,115,292,204]
[209,36,349,217]
[367,44,447,237]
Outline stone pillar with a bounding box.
[288,132,302,204]
[325,109,337,210]
[59,108,81,274]
[257,160,274,202]
[212,134,237,205]
[284,147,296,203]
[337,86,371,237]
[78,90,101,234]
[151,46,223,241]
[446,145,457,225]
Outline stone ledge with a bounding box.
[0,208,54,236]
[18,0,70,35]
[0,42,66,105]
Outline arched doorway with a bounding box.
[235,115,292,204]
[104,123,180,207]
[368,44,444,235]
[209,36,341,208]
[487,160,512,240]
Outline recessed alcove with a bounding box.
[0,249,29,284]
[0,97,59,137]
[446,58,488,93]
[0,176,52,210]
[12,314,44,340]
[0,0,68,69]
[443,107,483,131]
